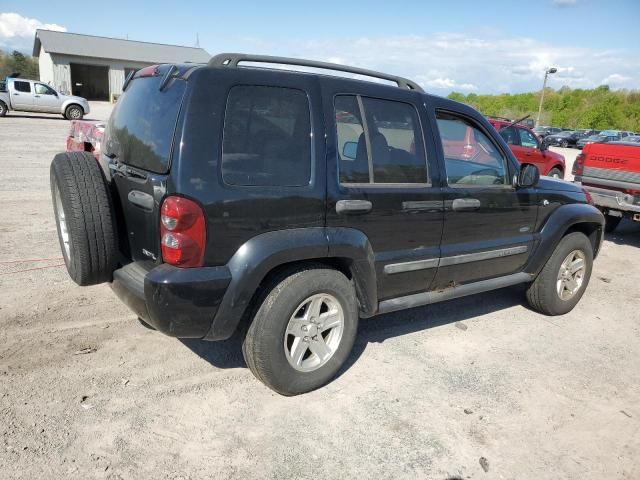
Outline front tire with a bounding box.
[0,101,7,117]
[547,167,563,179]
[526,232,593,315]
[65,104,84,120]
[560,140,569,148]
[242,267,358,396]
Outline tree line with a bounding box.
[0,50,40,81]
[449,85,640,132]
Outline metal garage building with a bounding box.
[33,30,210,101]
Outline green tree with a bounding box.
[448,85,640,131]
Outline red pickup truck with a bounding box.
[488,118,566,178]
[573,141,640,232]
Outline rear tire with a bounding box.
[50,151,117,285]
[0,101,7,117]
[242,267,358,396]
[65,104,84,120]
[526,232,593,316]
[560,140,569,148]
[604,214,622,233]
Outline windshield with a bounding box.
[587,135,606,141]
[557,131,574,137]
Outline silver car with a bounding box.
[0,78,90,119]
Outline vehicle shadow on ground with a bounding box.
[180,285,527,374]
[3,113,67,121]
[337,285,526,378]
[605,219,640,248]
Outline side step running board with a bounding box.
[377,272,532,315]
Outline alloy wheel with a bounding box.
[284,293,344,372]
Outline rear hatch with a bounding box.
[103,65,188,263]
[580,143,640,193]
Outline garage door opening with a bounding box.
[70,63,109,100]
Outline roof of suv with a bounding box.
[206,53,425,92]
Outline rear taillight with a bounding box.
[160,196,206,267]
[582,188,594,205]
[572,152,585,176]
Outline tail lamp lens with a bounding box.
[572,153,585,176]
[160,196,206,267]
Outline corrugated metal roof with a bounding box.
[34,29,210,64]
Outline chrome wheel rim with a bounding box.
[556,250,586,300]
[284,293,344,372]
[54,183,71,259]
[70,108,81,119]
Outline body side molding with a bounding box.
[377,272,532,315]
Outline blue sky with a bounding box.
[1,0,638,95]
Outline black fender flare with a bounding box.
[525,203,604,276]
[204,227,377,340]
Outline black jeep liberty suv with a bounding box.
[50,54,605,395]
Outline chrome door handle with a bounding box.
[336,200,373,215]
[452,198,481,211]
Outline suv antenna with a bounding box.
[504,114,531,130]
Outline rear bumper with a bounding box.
[111,261,231,338]
[576,181,640,213]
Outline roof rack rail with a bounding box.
[209,53,424,93]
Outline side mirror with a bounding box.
[517,164,540,188]
[539,139,547,151]
[342,141,358,159]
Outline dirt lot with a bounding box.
[1,104,639,480]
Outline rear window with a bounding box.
[105,75,186,173]
[221,85,312,187]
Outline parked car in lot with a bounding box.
[488,118,566,177]
[533,126,563,138]
[0,77,89,119]
[573,141,640,232]
[577,133,621,149]
[543,130,585,148]
[576,129,599,137]
[50,54,604,395]
[621,135,640,144]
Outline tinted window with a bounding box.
[499,127,519,146]
[335,95,427,184]
[335,95,369,183]
[222,86,311,187]
[436,112,509,187]
[518,129,539,148]
[35,83,56,95]
[14,81,31,93]
[105,75,186,173]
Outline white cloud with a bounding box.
[601,73,632,87]
[255,32,639,95]
[0,12,66,52]
[552,0,578,6]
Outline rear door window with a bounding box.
[335,95,428,184]
[222,85,312,187]
[105,74,186,173]
[13,81,31,93]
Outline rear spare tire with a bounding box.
[50,151,117,285]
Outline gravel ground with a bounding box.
[1,104,639,480]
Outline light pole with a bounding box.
[535,67,557,128]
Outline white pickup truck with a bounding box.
[0,77,90,120]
